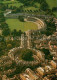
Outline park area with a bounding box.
[46,0,57,9]
[6,19,38,32]
[0,0,56,10]
[0,0,40,9]
[0,0,23,8]
[46,0,57,17]
[0,0,57,17]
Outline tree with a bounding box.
[0,12,5,23]
[0,36,4,42]
[1,23,9,29]
[41,48,50,55]
[2,28,10,36]
[51,75,57,80]
[45,19,56,36]
[40,48,53,60]
[52,7,57,12]
[36,0,45,4]
[18,16,24,22]
[11,29,17,36]
[7,44,12,49]
[0,41,6,56]
[40,2,49,11]
[17,30,23,36]
[22,49,34,61]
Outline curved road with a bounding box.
[24,16,45,30]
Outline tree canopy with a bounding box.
[21,49,34,61]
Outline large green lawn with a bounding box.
[46,0,57,9]
[0,0,56,9]
[46,0,57,17]
[0,0,23,8]
[6,19,38,32]
[0,0,40,9]
[8,2,23,8]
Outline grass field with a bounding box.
[0,0,40,9]
[8,2,23,8]
[46,0,57,17]
[0,0,56,9]
[24,7,39,11]
[24,2,40,10]
[0,0,23,8]
[46,0,57,9]
[0,0,57,17]
[6,19,38,32]
[0,0,17,3]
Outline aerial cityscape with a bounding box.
[0,0,57,80]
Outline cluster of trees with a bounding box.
[10,0,54,17]
[40,48,53,60]
[0,11,10,36]
[0,39,6,56]
[18,16,24,22]
[0,7,22,55]
[40,1,49,11]
[41,18,56,36]
[0,3,7,11]
[47,22,55,35]
[52,7,57,12]
[0,35,21,57]
[0,3,24,57]
[13,48,34,61]
[11,29,23,37]
[12,7,40,13]
[2,29,23,37]
[2,28,10,36]
[0,10,24,36]
[18,0,46,5]
[21,49,34,61]
[0,12,23,37]
[51,75,57,80]
[0,12,23,56]
[17,0,49,11]
[45,18,56,36]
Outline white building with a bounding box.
[36,67,45,76]
[50,60,57,69]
